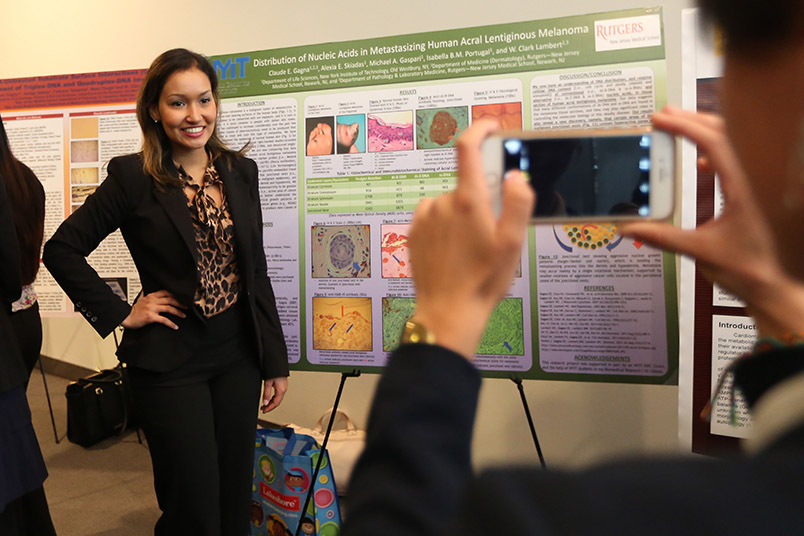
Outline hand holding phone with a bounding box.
[482,127,675,222]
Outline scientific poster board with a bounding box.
[211,6,678,382]
[1,7,678,383]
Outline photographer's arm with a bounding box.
[344,121,533,536]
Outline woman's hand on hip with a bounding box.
[121,290,187,330]
[261,377,288,413]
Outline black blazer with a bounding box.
[43,153,288,379]
[0,174,26,393]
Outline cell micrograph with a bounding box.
[312,297,372,351]
[71,185,98,205]
[71,167,99,185]
[416,106,468,149]
[71,116,99,139]
[472,102,523,130]
[477,298,525,356]
[311,225,371,278]
[70,140,99,163]
[562,222,619,250]
[382,297,415,351]
[381,224,411,278]
[367,112,414,152]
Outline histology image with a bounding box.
[367,111,414,152]
[380,224,411,278]
[478,298,525,355]
[311,225,371,278]
[472,102,523,130]
[71,184,98,205]
[382,297,415,351]
[416,106,468,149]
[70,140,99,163]
[336,114,366,154]
[312,297,372,351]
[71,167,99,185]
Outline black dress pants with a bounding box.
[128,304,262,536]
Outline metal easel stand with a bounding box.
[511,376,547,470]
[295,369,361,536]
[35,353,60,443]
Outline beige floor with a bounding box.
[26,369,159,536]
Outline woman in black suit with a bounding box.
[43,49,289,536]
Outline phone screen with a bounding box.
[502,134,652,217]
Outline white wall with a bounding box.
[4,0,694,470]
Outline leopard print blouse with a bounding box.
[179,161,241,317]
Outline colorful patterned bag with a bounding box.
[251,427,341,536]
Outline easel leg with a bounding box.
[37,354,60,443]
[511,376,546,470]
[295,369,361,536]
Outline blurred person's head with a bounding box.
[700,0,804,277]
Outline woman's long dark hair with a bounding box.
[0,115,45,286]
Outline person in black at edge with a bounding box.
[343,1,804,534]
[0,168,56,535]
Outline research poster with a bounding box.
[0,72,146,315]
[1,7,678,383]
[211,6,677,382]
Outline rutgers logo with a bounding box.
[595,22,644,41]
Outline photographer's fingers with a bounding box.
[652,109,750,206]
[454,119,499,203]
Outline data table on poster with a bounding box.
[306,172,456,213]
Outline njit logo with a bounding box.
[213,56,250,80]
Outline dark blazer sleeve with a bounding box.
[343,345,480,536]
[43,156,137,337]
[243,157,289,379]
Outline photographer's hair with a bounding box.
[136,48,244,190]
[0,115,45,285]
[699,0,804,55]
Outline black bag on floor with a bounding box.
[65,365,134,447]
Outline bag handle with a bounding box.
[314,408,357,433]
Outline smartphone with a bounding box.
[481,127,675,222]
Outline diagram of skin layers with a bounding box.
[367,111,414,152]
[381,224,411,278]
[555,222,623,252]
[312,297,372,351]
[382,297,524,355]
[416,106,468,149]
[311,225,371,278]
[336,113,366,154]
[471,102,523,130]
